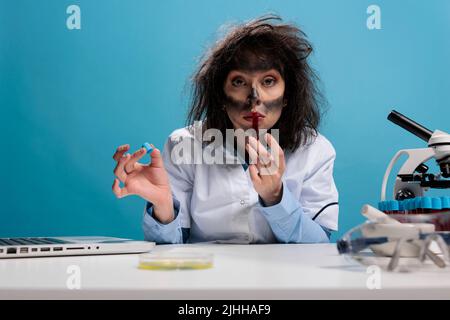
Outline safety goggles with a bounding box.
[337,214,450,271]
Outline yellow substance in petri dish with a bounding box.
[138,252,214,270]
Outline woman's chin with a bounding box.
[230,121,267,131]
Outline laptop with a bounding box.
[0,236,155,258]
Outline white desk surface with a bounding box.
[1,243,449,299]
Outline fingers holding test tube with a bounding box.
[147,143,165,169]
[246,133,286,206]
[111,142,175,223]
[124,147,147,174]
[112,143,148,199]
[112,142,153,176]
[265,133,285,173]
[246,133,284,175]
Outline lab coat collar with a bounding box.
[188,122,247,165]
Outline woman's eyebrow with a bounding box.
[230,69,279,77]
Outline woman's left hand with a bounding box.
[246,133,286,206]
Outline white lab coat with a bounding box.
[145,126,339,244]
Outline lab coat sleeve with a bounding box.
[258,182,331,243]
[141,132,194,244]
[142,199,184,244]
[258,135,339,243]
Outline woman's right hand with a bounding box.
[112,144,174,224]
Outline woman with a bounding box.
[112,15,339,244]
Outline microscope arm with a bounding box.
[381,148,435,201]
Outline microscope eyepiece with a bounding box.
[387,110,433,142]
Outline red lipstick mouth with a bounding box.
[243,112,265,120]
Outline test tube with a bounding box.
[378,201,384,213]
[403,199,409,214]
[385,201,391,214]
[421,197,433,213]
[441,196,450,212]
[411,198,417,214]
[384,201,390,214]
[415,197,423,214]
[142,142,153,154]
[408,198,416,214]
[252,112,259,141]
[430,197,443,231]
[431,197,442,213]
[398,200,405,214]
[390,200,400,214]
[441,197,450,231]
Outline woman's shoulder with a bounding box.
[310,132,336,155]
[167,125,199,144]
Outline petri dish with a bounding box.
[138,252,214,270]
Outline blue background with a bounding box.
[1,0,449,242]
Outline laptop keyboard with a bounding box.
[0,238,71,246]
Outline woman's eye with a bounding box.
[231,78,246,87]
[262,77,276,87]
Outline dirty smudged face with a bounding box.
[223,49,286,133]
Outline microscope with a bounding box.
[336,111,450,270]
[381,110,450,203]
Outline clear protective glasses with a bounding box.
[337,213,450,271]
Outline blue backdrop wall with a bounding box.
[1,0,449,241]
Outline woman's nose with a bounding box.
[247,87,261,106]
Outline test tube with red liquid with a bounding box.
[252,111,259,141]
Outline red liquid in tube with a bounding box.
[251,111,259,166]
[252,111,259,141]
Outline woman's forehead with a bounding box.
[227,68,282,77]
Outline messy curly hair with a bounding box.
[187,14,324,152]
